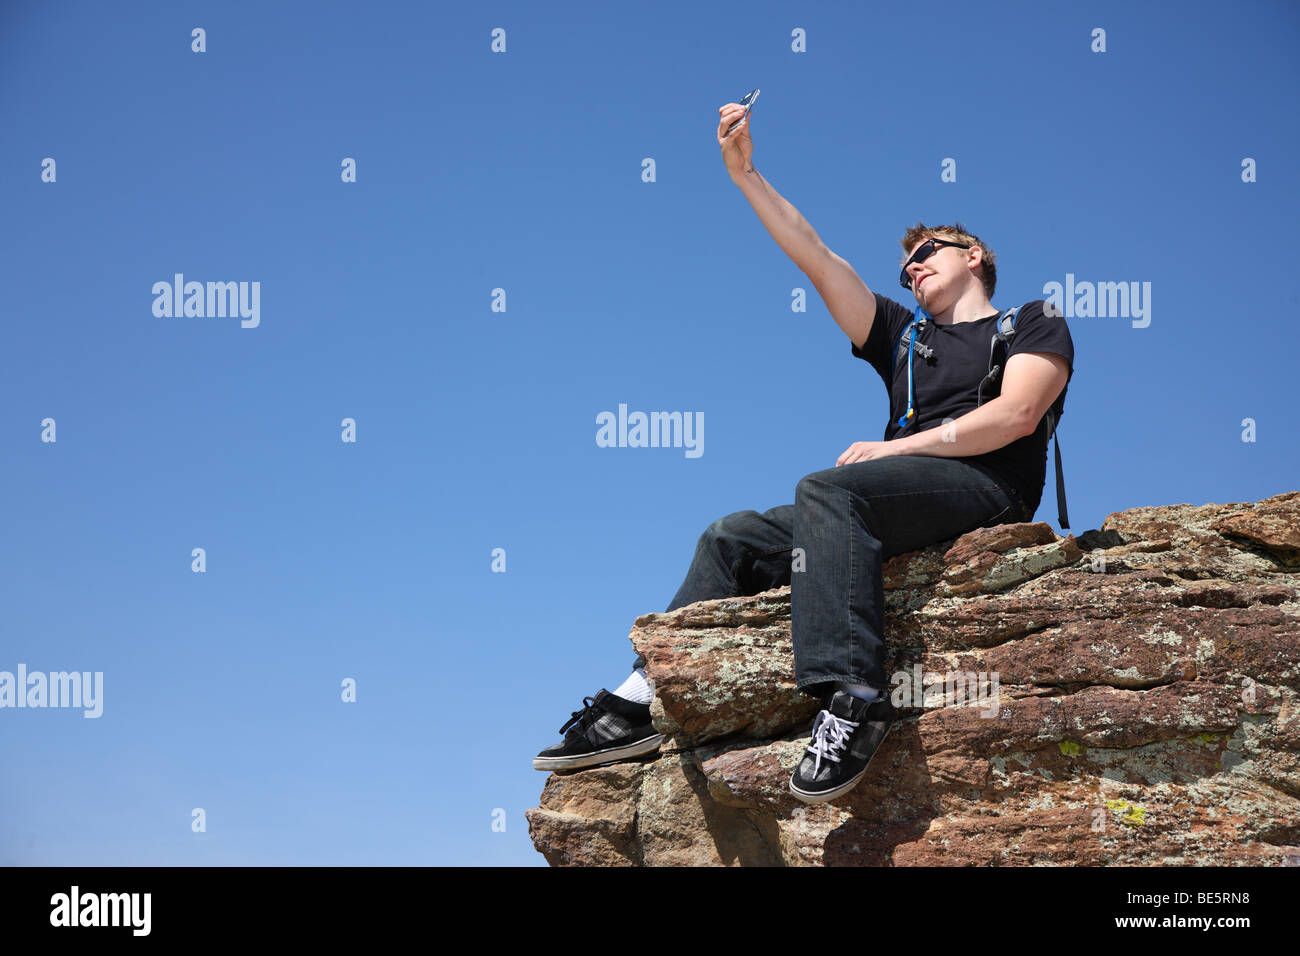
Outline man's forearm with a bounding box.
[888,398,1030,458]
[730,166,829,273]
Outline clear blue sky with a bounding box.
[2,0,1297,866]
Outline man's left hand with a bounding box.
[836,441,899,466]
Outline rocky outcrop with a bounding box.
[526,492,1300,866]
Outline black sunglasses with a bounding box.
[899,238,971,289]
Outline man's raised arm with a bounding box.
[718,101,877,350]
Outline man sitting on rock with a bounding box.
[534,99,1075,804]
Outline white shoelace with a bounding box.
[806,709,859,776]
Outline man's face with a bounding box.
[903,237,976,304]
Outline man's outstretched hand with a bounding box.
[717,102,754,177]
[836,441,899,466]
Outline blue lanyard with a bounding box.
[895,304,931,430]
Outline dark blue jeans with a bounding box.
[646,456,1030,701]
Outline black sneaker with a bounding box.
[789,690,895,803]
[532,689,666,771]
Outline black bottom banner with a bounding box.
[0,864,1287,942]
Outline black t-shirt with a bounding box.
[850,293,1075,518]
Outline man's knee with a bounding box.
[701,509,764,545]
[795,469,843,503]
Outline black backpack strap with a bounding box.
[976,306,1021,406]
[891,314,932,374]
[982,303,1071,530]
[1045,408,1069,530]
[890,308,936,433]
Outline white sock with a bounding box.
[836,682,880,703]
[612,667,653,704]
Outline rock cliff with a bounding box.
[526,492,1300,866]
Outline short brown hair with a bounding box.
[899,221,997,299]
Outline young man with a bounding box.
[533,101,1074,804]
